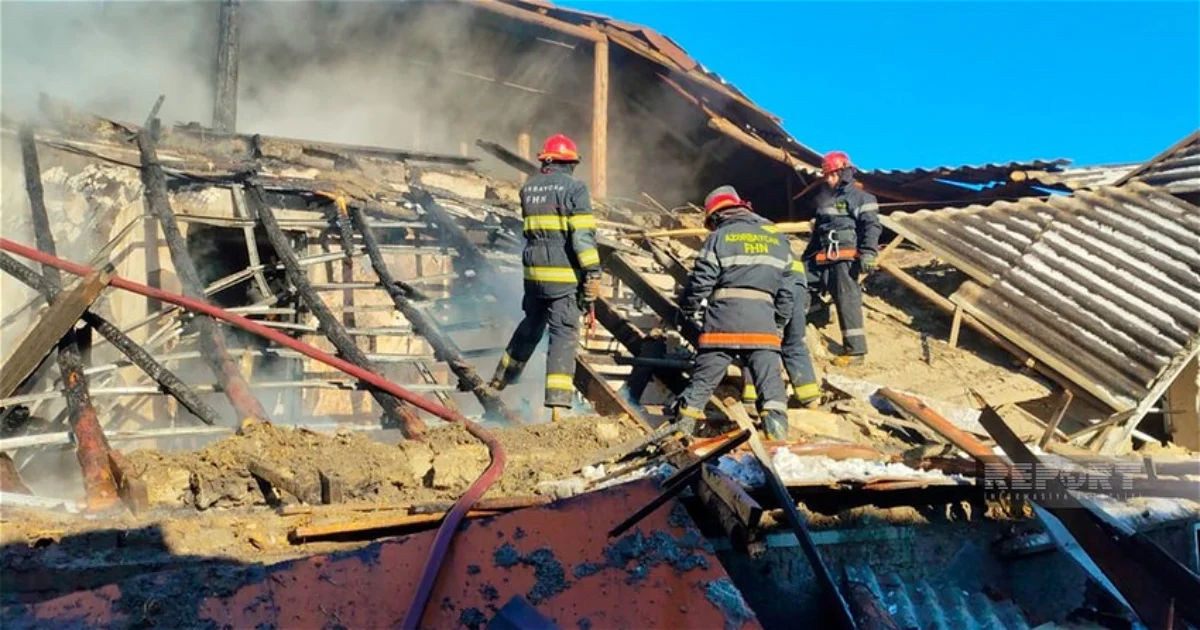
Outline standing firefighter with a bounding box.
[488,134,601,421]
[802,151,881,367]
[675,186,795,440]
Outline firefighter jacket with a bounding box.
[679,209,796,351]
[519,163,601,299]
[802,171,882,265]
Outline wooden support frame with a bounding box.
[573,356,652,428]
[1038,389,1074,450]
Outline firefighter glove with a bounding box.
[581,275,602,303]
[860,254,879,273]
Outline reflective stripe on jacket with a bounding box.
[520,164,600,298]
[803,172,881,266]
[679,210,795,350]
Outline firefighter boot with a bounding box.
[832,354,865,368]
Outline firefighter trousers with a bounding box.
[678,348,788,440]
[492,292,581,408]
[818,260,868,356]
[781,286,820,402]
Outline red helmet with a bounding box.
[537,134,580,163]
[822,151,852,175]
[704,185,751,216]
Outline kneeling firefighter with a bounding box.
[674,186,795,440]
[488,134,601,421]
[801,151,881,367]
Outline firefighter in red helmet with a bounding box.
[800,151,881,367]
[488,134,601,421]
[673,185,796,440]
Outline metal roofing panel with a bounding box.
[883,182,1200,411]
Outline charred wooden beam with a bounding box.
[350,205,519,424]
[0,267,110,399]
[137,119,268,425]
[212,0,240,132]
[475,139,537,176]
[20,127,119,511]
[1,252,222,427]
[247,185,425,438]
[248,457,320,505]
[408,180,626,420]
[603,249,700,343]
[574,356,651,427]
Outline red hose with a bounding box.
[0,238,504,628]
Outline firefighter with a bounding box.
[488,134,601,422]
[675,186,795,440]
[802,151,881,367]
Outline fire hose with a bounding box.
[0,238,503,629]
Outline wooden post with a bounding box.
[947,305,963,349]
[1166,356,1199,451]
[212,0,240,132]
[20,128,119,511]
[591,35,609,199]
[517,132,531,160]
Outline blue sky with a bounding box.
[561,1,1199,170]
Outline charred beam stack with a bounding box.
[0,253,222,426]
[247,185,427,438]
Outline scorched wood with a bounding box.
[350,206,519,425]
[247,185,426,438]
[136,119,269,425]
[19,127,119,511]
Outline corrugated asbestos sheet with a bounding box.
[1018,164,1137,190]
[1122,131,1200,194]
[856,159,1073,205]
[883,181,1200,411]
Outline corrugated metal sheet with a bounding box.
[883,181,1200,411]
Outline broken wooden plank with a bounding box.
[0,267,110,399]
[878,388,994,462]
[696,464,765,556]
[290,509,503,542]
[701,463,763,529]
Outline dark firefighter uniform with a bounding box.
[490,135,600,410]
[742,253,821,410]
[676,186,795,440]
[801,151,881,362]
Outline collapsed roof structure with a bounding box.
[0,1,1197,629]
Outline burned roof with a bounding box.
[883,181,1200,414]
[857,158,1073,206]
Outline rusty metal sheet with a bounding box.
[3,480,762,630]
